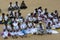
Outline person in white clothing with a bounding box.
[2,24,8,39]
[8,2,14,11]
[13,1,20,10]
[46,22,59,34]
[36,22,45,35]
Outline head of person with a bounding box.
[55,10,58,13]
[44,8,47,12]
[2,13,5,17]
[6,14,9,17]
[16,1,18,5]
[38,6,42,9]
[38,6,42,10]
[31,13,33,16]
[18,10,21,16]
[22,1,24,3]
[51,12,54,16]
[10,2,12,5]
[35,8,38,13]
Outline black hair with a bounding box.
[10,2,12,4]
[55,10,58,13]
[2,13,5,15]
[16,1,18,3]
[38,6,42,9]
[35,8,38,13]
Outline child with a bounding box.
[25,22,33,34]
[8,2,14,11]
[0,13,8,24]
[17,10,21,18]
[38,6,43,14]
[2,24,8,39]
[13,1,20,10]
[54,10,58,18]
[9,11,14,18]
[12,18,18,31]
[33,13,38,24]
[46,22,59,34]
[17,23,24,37]
[9,24,16,38]
[26,13,33,22]
[34,8,38,14]
[14,12,18,18]
[30,22,37,34]
[36,22,45,35]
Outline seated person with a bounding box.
[30,23,37,34]
[20,1,27,9]
[2,24,8,39]
[9,11,15,18]
[8,2,14,11]
[0,13,8,24]
[17,23,25,37]
[36,22,45,35]
[13,1,20,10]
[46,22,59,34]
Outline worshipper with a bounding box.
[0,13,8,24]
[36,22,45,35]
[44,8,48,18]
[14,12,18,18]
[53,17,58,24]
[8,2,14,11]
[13,1,20,10]
[46,22,59,34]
[2,24,8,39]
[17,10,21,17]
[24,22,33,34]
[18,16,24,23]
[20,1,27,9]
[12,18,19,31]
[52,17,59,29]
[48,12,54,19]
[54,10,58,18]
[10,25,15,38]
[30,22,37,35]
[9,11,14,18]
[33,8,38,14]
[25,13,33,23]
[33,13,38,24]
[56,16,60,29]
[17,23,24,37]
[20,21,27,35]
[38,6,43,14]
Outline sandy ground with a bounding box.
[0,0,60,40]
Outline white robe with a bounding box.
[17,30,24,36]
[30,27,37,34]
[2,30,8,38]
[28,16,33,22]
[20,22,27,29]
[10,32,15,36]
[13,22,19,30]
[46,29,59,34]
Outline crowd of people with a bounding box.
[0,1,60,39]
